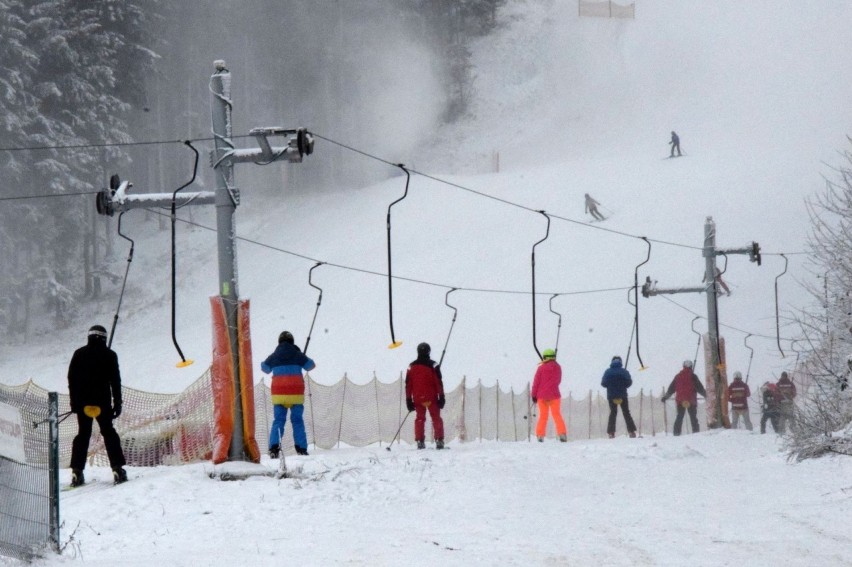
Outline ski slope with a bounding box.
[21,432,852,566]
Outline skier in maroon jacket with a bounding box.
[405,343,445,449]
[776,371,797,433]
[661,360,707,435]
[728,371,752,431]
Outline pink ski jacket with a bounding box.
[531,360,562,401]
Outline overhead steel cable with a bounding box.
[658,293,796,342]
[144,208,631,297]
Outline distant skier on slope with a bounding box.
[584,193,606,221]
[669,131,682,157]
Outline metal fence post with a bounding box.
[337,374,347,449]
[48,392,59,553]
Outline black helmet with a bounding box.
[417,342,431,357]
[88,325,108,341]
[278,331,294,344]
[611,355,622,363]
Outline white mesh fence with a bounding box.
[2,371,705,467]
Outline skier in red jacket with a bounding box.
[405,343,445,449]
[661,360,707,435]
[776,371,797,433]
[531,349,567,442]
[727,371,752,431]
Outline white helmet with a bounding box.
[733,371,742,380]
[683,360,693,368]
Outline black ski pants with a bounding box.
[70,411,126,470]
[673,403,700,435]
[607,398,637,435]
[760,410,780,434]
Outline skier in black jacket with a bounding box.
[669,131,682,157]
[67,325,127,486]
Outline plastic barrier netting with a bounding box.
[2,373,707,467]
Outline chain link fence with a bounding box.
[0,388,58,561]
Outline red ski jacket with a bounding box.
[776,376,796,403]
[728,378,751,410]
[665,368,706,406]
[405,359,444,403]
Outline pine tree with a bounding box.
[0,0,159,334]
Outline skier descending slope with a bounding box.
[584,193,607,221]
[669,131,682,157]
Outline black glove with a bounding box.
[531,397,537,404]
[113,405,122,419]
[406,399,415,412]
[438,395,445,409]
[660,397,667,403]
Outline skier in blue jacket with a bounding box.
[601,355,638,438]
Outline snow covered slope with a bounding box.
[40,431,852,566]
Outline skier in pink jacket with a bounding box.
[531,349,567,442]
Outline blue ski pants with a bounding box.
[269,403,307,449]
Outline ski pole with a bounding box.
[386,411,412,451]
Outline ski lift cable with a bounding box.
[149,206,798,348]
[309,132,704,252]
[385,164,410,349]
[303,262,325,355]
[548,294,563,357]
[170,141,199,368]
[438,288,459,367]
[775,253,789,358]
[152,209,639,298]
[744,334,755,383]
[108,211,135,349]
[658,293,796,342]
[531,210,551,360]
[633,237,652,370]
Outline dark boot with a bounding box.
[435,439,445,450]
[295,446,309,456]
[71,469,85,487]
[416,440,425,449]
[112,467,128,485]
[269,444,280,459]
